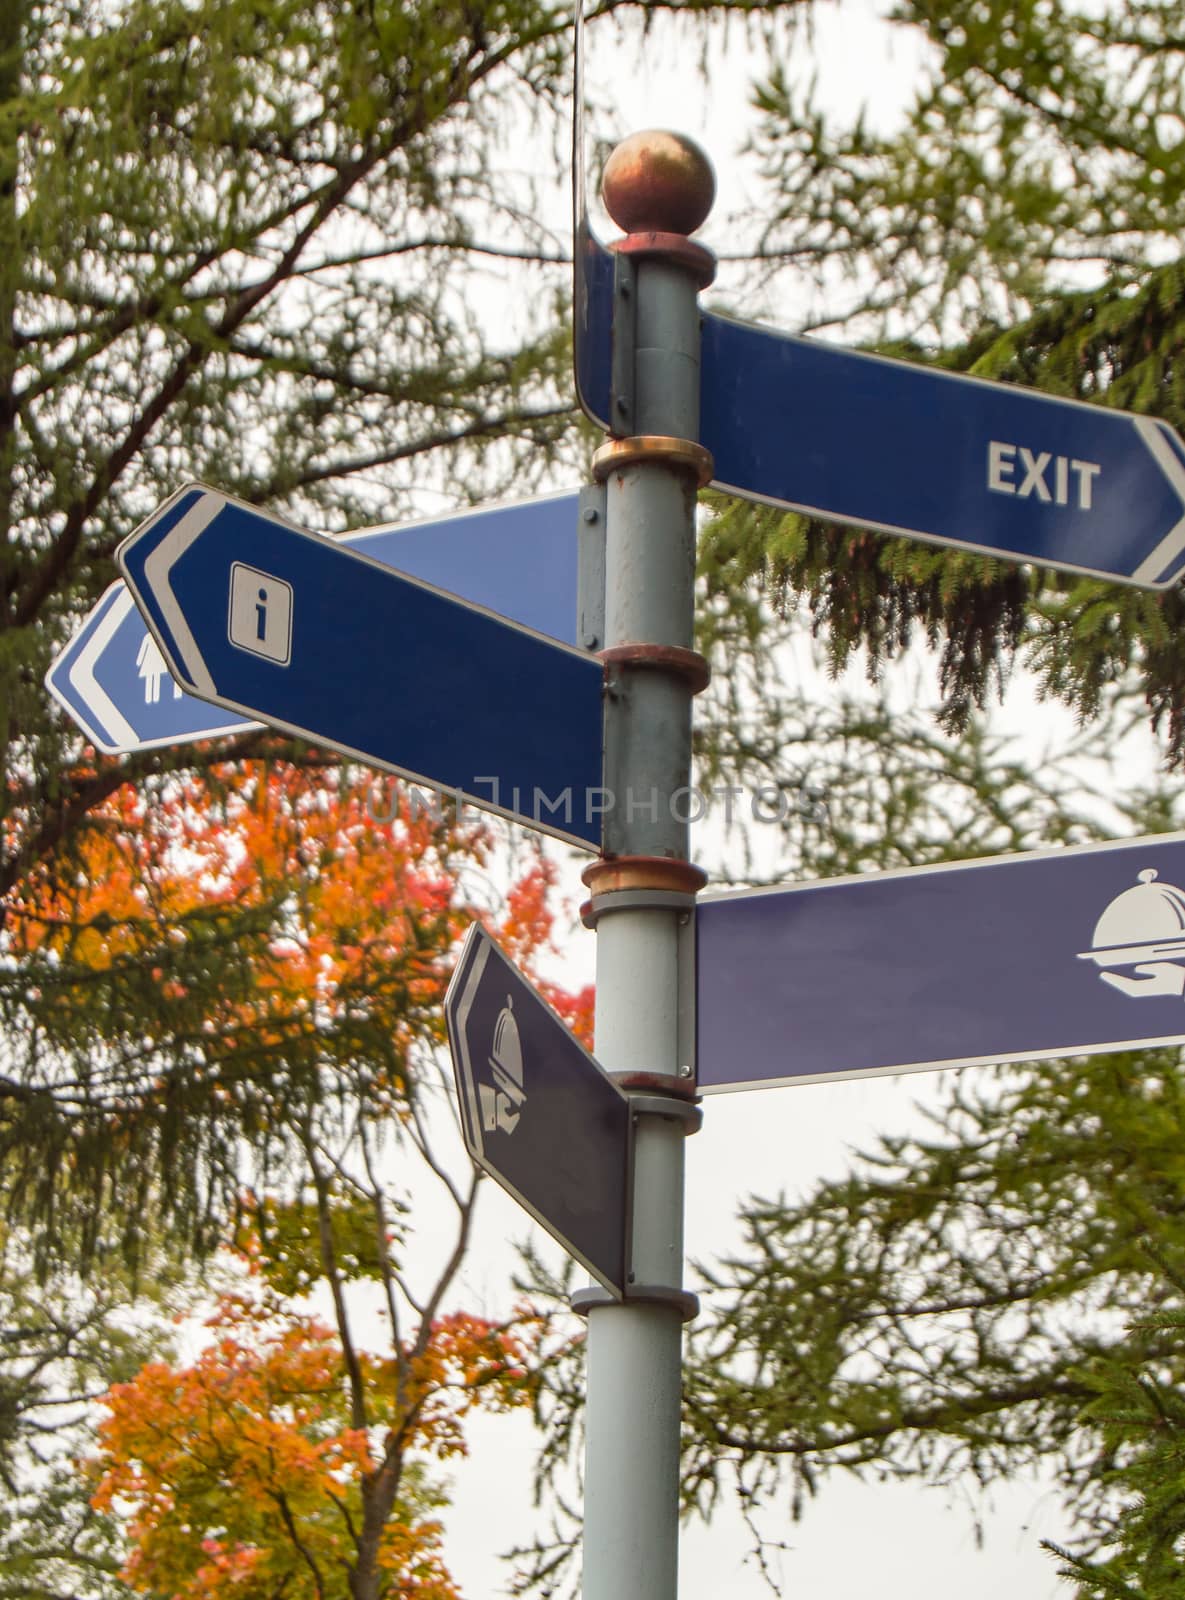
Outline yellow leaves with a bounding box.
[394,1309,542,1462]
[9,761,459,981]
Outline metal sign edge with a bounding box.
[704,474,1185,591]
[119,481,599,666]
[99,662,603,851]
[580,233,1185,588]
[44,583,136,753]
[338,487,581,551]
[700,826,1185,908]
[50,488,585,757]
[697,1027,1185,1097]
[447,921,623,1094]
[703,300,1185,427]
[115,486,603,850]
[46,579,263,755]
[444,923,493,1168]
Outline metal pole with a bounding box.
[573,132,717,1600]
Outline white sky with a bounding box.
[431,7,1112,1598]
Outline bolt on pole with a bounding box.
[572,130,717,1600]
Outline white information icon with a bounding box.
[227,562,293,665]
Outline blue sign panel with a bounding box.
[445,923,630,1296]
[47,581,248,753]
[697,831,1185,1091]
[574,222,615,450]
[577,234,1185,588]
[117,485,604,849]
[48,493,581,755]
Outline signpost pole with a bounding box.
[573,133,716,1600]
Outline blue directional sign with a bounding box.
[48,493,582,755]
[445,922,631,1296]
[116,485,604,848]
[577,235,1185,587]
[696,831,1185,1092]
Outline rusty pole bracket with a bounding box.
[599,641,711,695]
[581,855,708,899]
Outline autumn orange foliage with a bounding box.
[9,760,582,1018]
[7,762,477,1013]
[92,1288,538,1599]
[1,758,586,1157]
[39,758,583,1595]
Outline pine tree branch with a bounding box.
[270,403,574,496]
[687,1367,1124,1463]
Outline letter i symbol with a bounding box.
[229,562,293,664]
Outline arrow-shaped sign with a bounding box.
[696,830,1185,1092]
[117,485,605,848]
[445,922,631,1296]
[48,492,583,755]
[577,235,1185,588]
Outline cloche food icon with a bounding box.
[478,995,527,1135]
[489,996,525,1108]
[1078,868,1185,969]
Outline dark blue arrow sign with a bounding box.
[49,493,581,755]
[117,485,604,848]
[445,923,631,1296]
[577,236,1185,588]
[697,831,1185,1091]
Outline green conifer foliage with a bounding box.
[681,1050,1185,1578]
[1048,1247,1185,1597]
[0,0,807,1265]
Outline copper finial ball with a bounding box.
[601,130,716,237]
